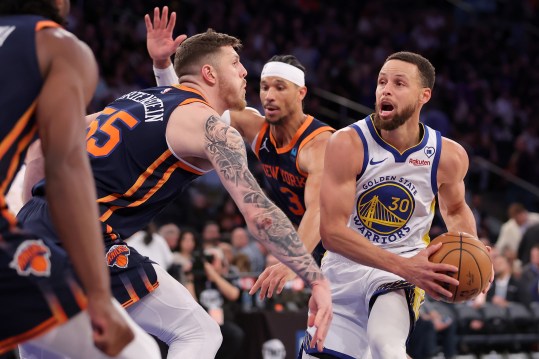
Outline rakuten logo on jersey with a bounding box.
[408,158,431,166]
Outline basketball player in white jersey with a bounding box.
[300,52,486,359]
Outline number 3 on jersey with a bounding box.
[86,107,140,157]
[280,187,305,216]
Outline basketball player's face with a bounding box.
[260,77,304,126]
[373,60,426,131]
[216,47,247,111]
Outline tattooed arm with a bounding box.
[166,104,331,350]
[203,115,322,284]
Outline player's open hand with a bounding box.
[403,243,459,301]
[307,278,332,352]
[87,296,134,356]
[249,262,296,299]
[145,6,186,66]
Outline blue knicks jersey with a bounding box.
[0,16,60,232]
[251,115,334,225]
[87,85,210,243]
[348,115,442,254]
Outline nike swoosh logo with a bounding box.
[369,158,387,165]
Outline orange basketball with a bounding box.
[428,232,492,303]
[116,255,128,268]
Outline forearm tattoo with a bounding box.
[204,116,323,284]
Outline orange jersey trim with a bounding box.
[0,101,36,160]
[272,115,314,154]
[295,126,334,177]
[253,122,270,158]
[98,150,174,204]
[0,317,61,355]
[178,98,210,107]
[35,20,60,32]
[1,124,38,194]
[99,161,183,222]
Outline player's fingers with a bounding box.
[160,6,169,29]
[434,271,459,286]
[249,270,268,295]
[259,278,272,299]
[266,276,282,298]
[429,281,454,299]
[144,14,153,32]
[431,262,459,273]
[425,242,442,256]
[167,12,176,32]
[276,277,287,294]
[174,34,187,48]
[152,7,161,28]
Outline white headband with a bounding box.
[261,62,305,87]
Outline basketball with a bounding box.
[428,232,492,303]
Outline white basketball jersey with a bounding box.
[347,115,442,254]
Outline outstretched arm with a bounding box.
[203,115,332,350]
[320,128,460,300]
[203,115,320,283]
[250,132,332,298]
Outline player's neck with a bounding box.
[379,118,421,152]
[179,81,227,115]
[270,112,307,148]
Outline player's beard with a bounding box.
[220,80,246,111]
[264,115,284,126]
[373,102,416,131]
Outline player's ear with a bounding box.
[419,87,431,105]
[201,64,217,85]
[298,86,307,101]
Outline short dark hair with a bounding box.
[0,0,64,25]
[174,29,242,79]
[267,54,306,74]
[385,51,435,89]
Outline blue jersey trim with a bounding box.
[365,116,430,163]
[431,131,442,195]
[350,123,368,181]
[300,331,356,359]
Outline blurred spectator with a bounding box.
[175,228,200,276]
[194,247,245,359]
[157,222,181,251]
[202,221,222,249]
[126,223,173,270]
[230,227,266,274]
[495,203,539,259]
[518,223,539,265]
[486,254,526,306]
[407,296,458,359]
[520,243,539,304]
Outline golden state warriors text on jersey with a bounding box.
[348,115,442,253]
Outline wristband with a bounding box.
[153,63,178,86]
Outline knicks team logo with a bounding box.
[356,182,415,236]
[106,245,130,268]
[9,239,52,277]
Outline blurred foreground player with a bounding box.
[0,0,159,358]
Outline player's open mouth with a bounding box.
[264,105,279,116]
[380,102,394,117]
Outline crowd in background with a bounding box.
[59,1,539,357]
